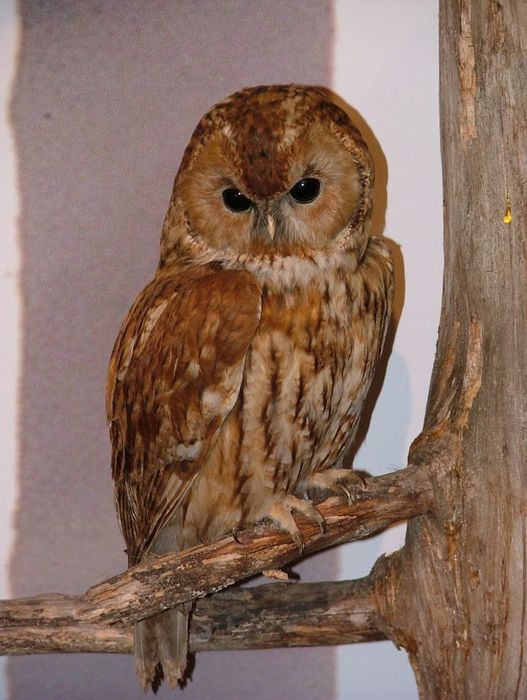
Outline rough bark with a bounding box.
[373,2,527,698]
[0,580,385,655]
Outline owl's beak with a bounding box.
[252,204,278,243]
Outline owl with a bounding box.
[107,84,393,689]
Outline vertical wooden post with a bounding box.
[373,1,527,697]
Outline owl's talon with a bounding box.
[291,528,305,553]
[337,483,353,506]
[353,471,367,488]
[299,468,367,504]
[264,494,327,553]
[302,501,326,533]
[230,526,243,544]
[264,503,305,552]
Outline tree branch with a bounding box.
[0,465,431,655]
[1,579,386,655]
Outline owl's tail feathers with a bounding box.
[135,605,191,691]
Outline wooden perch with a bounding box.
[0,465,431,655]
[1,579,385,655]
[368,4,527,697]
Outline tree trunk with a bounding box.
[375,1,527,697]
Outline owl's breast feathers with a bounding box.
[229,238,393,519]
[108,238,392,560]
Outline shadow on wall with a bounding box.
[323,89,405,465]
[333,97,411,599]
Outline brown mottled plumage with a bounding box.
[107,85,393,690]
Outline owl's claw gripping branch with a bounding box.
[300,468,367,506]
[267,494,327,552]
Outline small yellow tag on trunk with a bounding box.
[503,192,512,224]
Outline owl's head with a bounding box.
[160,85,374,266]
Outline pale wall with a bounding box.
[334,2,441,698]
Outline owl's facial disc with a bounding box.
[165,86,373,262]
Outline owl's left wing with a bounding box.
[106,265,262,564]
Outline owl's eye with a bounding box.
[222,188,252,213]
[289,178,321,204]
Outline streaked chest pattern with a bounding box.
[239,257,376,496]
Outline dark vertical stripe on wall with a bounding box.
[9,2,334,699]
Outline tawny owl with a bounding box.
[107,84,393,689]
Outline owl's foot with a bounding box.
[266,495,325,552]
[300,468,366,505]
